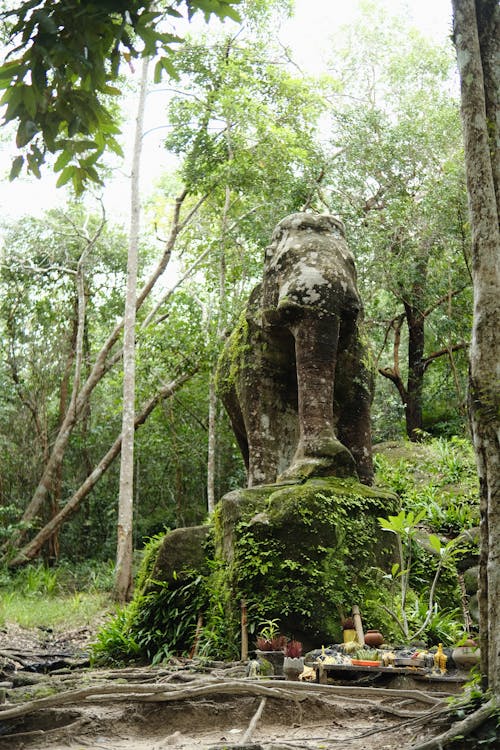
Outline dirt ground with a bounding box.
[0,624,452,750]
[1,696,438,750]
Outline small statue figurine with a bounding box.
[434,643,447,674]
[246,658,261,678]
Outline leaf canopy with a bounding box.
[0,0,242,191]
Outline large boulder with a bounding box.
[214,475,397,649]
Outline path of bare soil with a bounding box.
[0,624,456,750]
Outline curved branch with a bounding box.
[422,342,469,371]
[8,369,196,568]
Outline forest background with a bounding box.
[0,0,482,624]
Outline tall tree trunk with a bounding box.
[207,151,231,511]
[114,57,149,604]
[452,0,500,695]
[46,294,79,564]
[404,302,425,440]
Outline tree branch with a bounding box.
[8,369,196,568]
[422,342,469,371]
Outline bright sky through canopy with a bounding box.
[0,0,454,220]
[282,0,453,71]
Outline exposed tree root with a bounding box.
[240,696,267,745]
[406,698,497,749]
[0,677,445,722]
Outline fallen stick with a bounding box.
[240,697,266,745]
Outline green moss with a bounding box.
[135,533,164,592]
[94,439,472,663]
[215,311,252,397]
[210,476,398,651]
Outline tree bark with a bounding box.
[404,301,425,440]
[452,0,500,695]
[114,57,148,604]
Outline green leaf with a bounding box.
[16,119,38,148]
[26,151,41,179]
[428,534,442,553]
[391,562,400,577]
[56,165,74,187]
[9,155,24,181]
[154,56,179,84]
[221,5,241,22]
[101,85,122,96]
[0,60,23,80]
[22,85,38,118]
[53,150,73,172]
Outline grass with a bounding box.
[0,590,112,630]
[0,560,114,631]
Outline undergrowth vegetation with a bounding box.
[374,436,479,533]
[0,560,114,629]
[0,438,479,663]
[92,437,480,664]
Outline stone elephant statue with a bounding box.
[217,212,373,486]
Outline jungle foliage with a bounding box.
[0,1,478,631]
[90,437,479,665]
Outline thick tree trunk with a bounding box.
[114,57,148,604]
[452,0,500,695]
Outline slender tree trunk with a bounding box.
[8,371,195,568]
[46,294,78,563]
[207,171,231,511]
[404,302,425,440]
[114,57,149,603]
[452,0,500,695]
[14,219,105,535]
[206,379,218,513]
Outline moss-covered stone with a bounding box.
[147,525,210,591]
[213,476,397,650]
[95,438,474,664]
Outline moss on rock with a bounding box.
[147,525,210,591]
[213,476,398,650]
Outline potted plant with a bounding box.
[283,639,304,681]
[255,619,287,675]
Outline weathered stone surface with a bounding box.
[217,212,373,487]
[215,476,397,648]
[148,525,210,587]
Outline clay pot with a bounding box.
[452,642,480,670]
[364,630,384,647]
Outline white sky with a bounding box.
[0,0,454,224]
